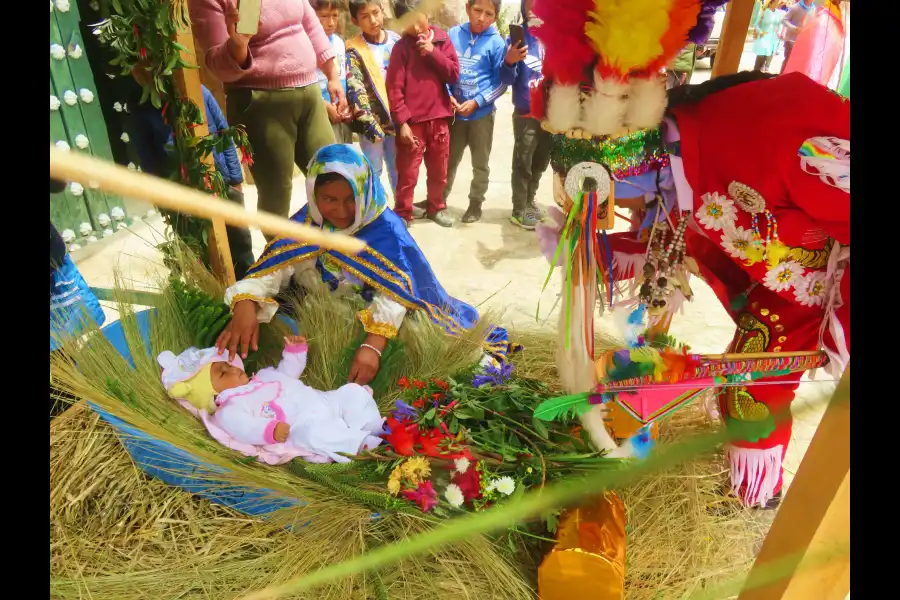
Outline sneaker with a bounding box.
[412,202,427,219]
[461,203,482,223]
[527,203,547,220]
[428,210,453,228]
[510,210,539,230]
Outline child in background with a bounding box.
[313,0,353,144]
[386,0,460,228]
[440,0,507,224]
[346,0,401,196]
[499,0,548,230]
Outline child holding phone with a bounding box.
[386,0,460,228]
[500,0,548,230]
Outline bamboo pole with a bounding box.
[737,366,850,600]
[711,0,756,78]
[171,26,236,285]
[49,146,367,255]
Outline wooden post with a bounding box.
[711,0,755,78]
[172,28,236,286]
[737,366,850,600]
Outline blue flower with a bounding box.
[631,426,655,459]
[392,400,418,421]
[472,362,513,388]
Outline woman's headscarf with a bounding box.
[305,144,387,235]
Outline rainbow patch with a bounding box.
[799,138,838,161]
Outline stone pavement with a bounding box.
[75,49,832,492]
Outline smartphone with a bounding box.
[236,0,261,36]
[509,24,525,49]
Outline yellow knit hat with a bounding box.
[168,364,217,414]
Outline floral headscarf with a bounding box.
[305,144,387,235]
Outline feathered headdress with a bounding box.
[532,0,704,138]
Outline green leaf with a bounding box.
[531,418,550,440]
[453,410,473,420]
[112,0,123,15]
[424,407,436,420]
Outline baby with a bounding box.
[157,336,384,463]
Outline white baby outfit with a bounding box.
[212,343,384,463]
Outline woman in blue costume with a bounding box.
[217,144,513,385]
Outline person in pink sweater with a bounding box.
[188,0,349,230]
[386,0,460,228]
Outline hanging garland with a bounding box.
[95,0,253,271]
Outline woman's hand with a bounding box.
[216,299,260,359]
[348,334,387,385]
[273,422,290,443]
[225,1,254,66]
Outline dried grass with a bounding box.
[50,247,767,599]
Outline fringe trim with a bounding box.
[547,84,582,133]
[726,444,784,508]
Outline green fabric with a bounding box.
[511,115,553,212]
[444,112,497,206]
[332,122,354,144]
[670,43,697,74]
[750,0,762,31]
[225,85,336,236]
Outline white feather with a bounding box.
[546,84,582,133]
[583,75,628,137]
[625,77,668,130]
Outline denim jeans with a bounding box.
[359,135,398,198]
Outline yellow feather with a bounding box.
[765,239,791,268]
[586,0,674,75]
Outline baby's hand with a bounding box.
[284,335,308,346]
[273,422,290,443]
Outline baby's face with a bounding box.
[210,361,249,393]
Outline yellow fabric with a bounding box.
[168,364,217,414]
[346,34,391,115]
[538,492,626,600]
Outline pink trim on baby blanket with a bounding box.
[284,342,309,354]
[263,420,282,445]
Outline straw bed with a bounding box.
[50,249,767,599]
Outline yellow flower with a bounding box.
[401,457,431,484]
[387,477,401,496]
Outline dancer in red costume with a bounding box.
[538,72,849,509]
[782,0,846,86]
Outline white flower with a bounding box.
[70,182,84,197]
[68,243,81,252]
[764,261,804,292]
[68,44,83,60]
[74,134,89,149]
[103,228,114,237]
[50,95,60,111]
[454,457,470,474]
[61,229,76,243]
[120,132,130,143]
[117,222,129,230]
[127,162,137,170]
[79,222,93,236]
[113,102,123,113]
[97,213,111,227]
[79,88,94,103]
[56,0,71,13]
[721,225,753,260]
[64,90,78,106]
[87,235,98,243]
[111,206,125,220]
[492,476,516,496]
[55,140,71,152]
[50,44,66,60]
[444,483,465,508]
[695,192,737,232]
[794,271,828,307]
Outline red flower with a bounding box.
[431,393,443,401]
[452,466,482,501]
[413,380,426,389]
[397,376,411,389]
[412,398,425,409]
[384,416,417,456]
[418,428,449,457]
[433,379,449,391]
[402,481,438,512]
[139,47,147,60]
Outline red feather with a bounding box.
[532,0,597,84]
[528,83,547,120]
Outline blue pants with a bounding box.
[360,135,398,198]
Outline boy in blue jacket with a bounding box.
[499,0,548,230]
[439,0,507,224]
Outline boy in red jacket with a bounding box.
[386,0,460,228]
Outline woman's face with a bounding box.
[316,177,357,230]
[210,361,249,393]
